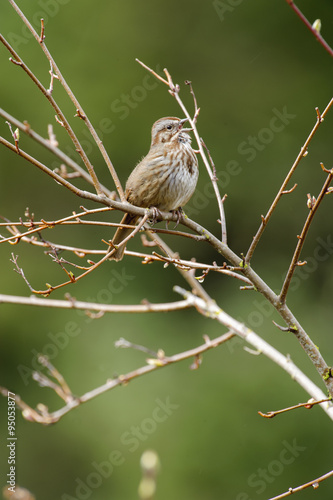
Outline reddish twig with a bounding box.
[39,18,45,43]
[258,397,332,418]
[9,213,149,296]
[285,0,333,58]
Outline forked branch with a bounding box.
[174,286,333,418]
[0,331,234,424]
[6,0,125,200]
[245,101,333,263]
[0,33,104,197]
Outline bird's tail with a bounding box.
[108,213,139,261]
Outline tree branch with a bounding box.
[174,286,333,419]
[245,101,333,263]
[6,0,125,200]
[0,32,104,197]
[285,0,333,58]
[258,397,332,419]
[0,294,192,314]
[0,331,234,424]
[0,108,114,198]
[280,165,333,303]
[269,468,333,499]
[136,59,227,244]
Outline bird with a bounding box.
[108,116,199,261]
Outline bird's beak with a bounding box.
[178,117,193,132]
[178,118,189,129]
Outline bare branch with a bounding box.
[0,293,192,314]
[285,0,333,58]
[280,166,333,303]
[258,397,332,419]
[6,0,125,199]
[0,331,234,424]
[5,120,20,153]
[135,58,169,86]
[245,100,333,263]
[0,109,114,197]
[0,136,101,200]
[2,119,332,398]
[0,33,104,197]
[269,468,333,500]
[173,286,333,420]
[136,59,227,244]
[0,207,114,245]
[8,214,147,295]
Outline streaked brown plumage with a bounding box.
[109,116,199,261]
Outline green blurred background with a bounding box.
[1,0,333,498]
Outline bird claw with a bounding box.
[147,206,183,229]
[172,207,184,229]
[148,206,163,226]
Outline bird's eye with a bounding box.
[166,125,172,130]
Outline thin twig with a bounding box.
[280,165,333,303]
[258,397,332,418]
[0,217,203,246]
[268,468,333,500]
[0,136,102,201]
[0,207,114,245]
[136,59,227,245]
[0,109,114,197]
[0,32,104,196]
[7,0,124,199]
[115,338,160,358]
[12,214,150,296]
[1,213,249,283]
[145,229,213,302]
[285,0,333,58]
[4,121,331,398]
[173,286,333,420]
[5,120,20,153]
[0,331,234,424]
[245,100,333,263]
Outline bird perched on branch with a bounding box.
[108,116,199,261]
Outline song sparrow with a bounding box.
[109,116,199,261]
